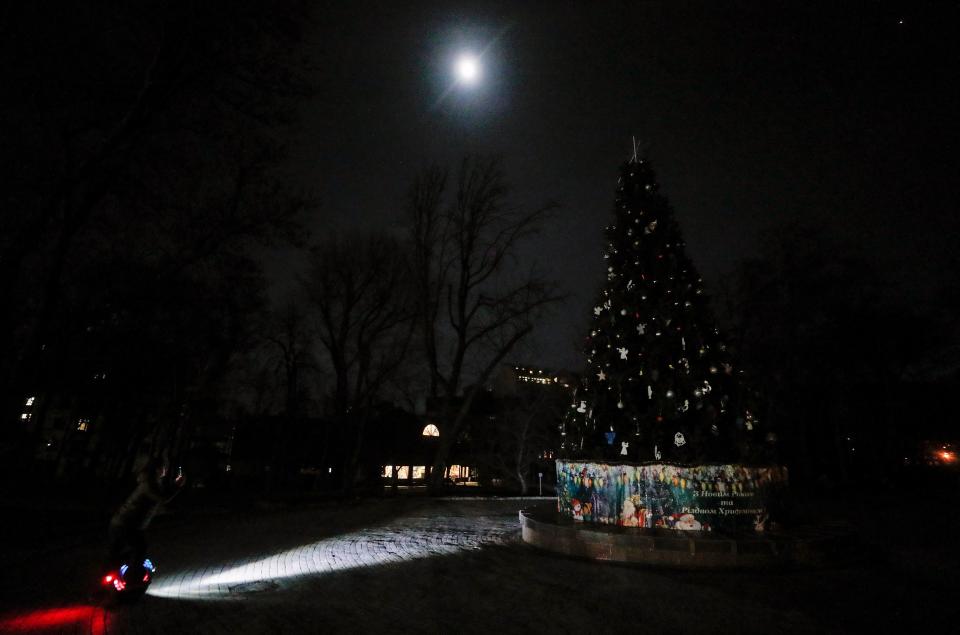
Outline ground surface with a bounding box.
[0,496,955,634]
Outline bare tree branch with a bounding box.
[406,154,564,491]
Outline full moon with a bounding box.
[455,55,480,84]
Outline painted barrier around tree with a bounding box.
[556,460,787,532]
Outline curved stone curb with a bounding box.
[520,507,857,569]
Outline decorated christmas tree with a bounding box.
[563,156,765,465]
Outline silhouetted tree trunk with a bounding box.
[304,231,414,493]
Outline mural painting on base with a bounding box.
[556,460,787,533]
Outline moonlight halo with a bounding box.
[455,54,481,85]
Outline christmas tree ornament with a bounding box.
[597,370,607,381]
[665,390,675,399]
[605,428,617,445]
[620,441,630,456]
[594,306,603,316]
[674,432,686,447]
[647,385,653,399]
[654,445,662,460]
[617,347,629,360]
[577,401,587,413]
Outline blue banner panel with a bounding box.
[556,460,787,532]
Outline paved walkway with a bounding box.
[0,498,954,633]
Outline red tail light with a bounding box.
[103,575,114,584]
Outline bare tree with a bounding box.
[303,231,414,491]
[259,300,318,486]
[406,155,564,491]
[264,301,316,421]
[482,388,566,494]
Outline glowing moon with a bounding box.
[455,55,480,84]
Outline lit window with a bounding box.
[450,465,471,480]
[382,466,393,477]
[77,418,90,432]
[20,413,30,421]
[25,396,35,407]
[396,466,410,479]
[422,424,440,437]
[412,466,426,479]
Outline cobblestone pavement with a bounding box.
[0,498,953,634]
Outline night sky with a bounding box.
[276,1,960,370]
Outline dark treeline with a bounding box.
[0,1,313,489]
[250,155,563,495]
[718,221,959,488]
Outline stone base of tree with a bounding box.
[520,506,857,569]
